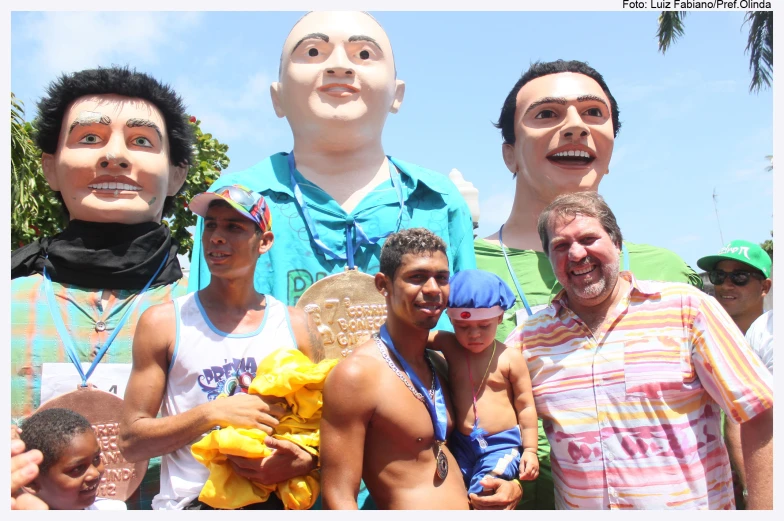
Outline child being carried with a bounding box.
[430,269,539,496]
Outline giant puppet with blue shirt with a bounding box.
[188,11,476,361]
[10,66,195,510]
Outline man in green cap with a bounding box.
[697,240,772,336]
[696,239,773,509]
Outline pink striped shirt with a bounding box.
[506,273,773,510]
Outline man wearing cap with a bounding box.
[696,240,773,507]
[507,192,773,509]
[120,185,322,510]
[186,11,475,327]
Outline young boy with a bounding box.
[18,408,126,510]
[430,269,539,496]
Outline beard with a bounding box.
[567,256,620,304]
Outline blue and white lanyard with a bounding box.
[43,252,169,387]
[498,224,629,317]
[287,152,405,270]
[378,325,447,443]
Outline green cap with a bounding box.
[697,240,772,278]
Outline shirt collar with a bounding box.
[550,271,660,315]
[260,152,450,197]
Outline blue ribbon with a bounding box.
[43,252,169,387]
[498,225,533,316]
[287,152,405,270]
[378,325,447,442]
[498,225,630,318]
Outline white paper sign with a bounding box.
[40,363,132,405]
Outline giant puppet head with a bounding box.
[270,11,405,148]
[34,66,194,225]
[496,60,621,204]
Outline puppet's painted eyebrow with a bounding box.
[348,35,383,53]
[126,118,163,140]
[524,95,609,116]
[68,111,111,134]
[291,32,329,53]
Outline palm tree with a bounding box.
[657,11,772,93]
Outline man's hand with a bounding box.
[519,451,539,481]
[10,438,48,510]
[469,476,522,510]
[213,394,286,434]
[227,436,316,485]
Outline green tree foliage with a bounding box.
[11,94,64,249]
[657,11,773,93]
[10,95,229,258]
[760,231,772,261]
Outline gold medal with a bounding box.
[297,268,387,360]
[436,441,449,480]
[38,384,148,502]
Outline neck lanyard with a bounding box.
[43,252,169,387]
[498,225,630,317]
[287,152,405,270]
[378,325,447,443]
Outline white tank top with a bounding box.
[152,292,297,510]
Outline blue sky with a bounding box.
[10,10,773,271]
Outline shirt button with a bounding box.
[606,452,614,462]
[95,321,106,332]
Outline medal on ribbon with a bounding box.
[288,152,406,360]
[39,253,168,501]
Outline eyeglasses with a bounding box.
[708,269,765,287]
[216,185,257,208]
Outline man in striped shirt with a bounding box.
[506,192,773,510]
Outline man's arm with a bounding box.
[723,414,746,493]
[740,407,773,510]
[320,354,377,510]
[119,303,284,462]
[506,346,539,480]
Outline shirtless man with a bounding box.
[320,229,522,509]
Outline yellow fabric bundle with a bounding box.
[191,348,338,510]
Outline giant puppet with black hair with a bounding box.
[11,66,196,510]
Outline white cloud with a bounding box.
[17,12,203,81]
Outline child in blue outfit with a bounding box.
[430,269,539,496]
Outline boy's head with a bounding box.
[447,270,516,353]
[19,408,104,510]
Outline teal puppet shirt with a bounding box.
[188,152,476,324]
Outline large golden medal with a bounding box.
[38,385,147,502]
[296,268,387,360]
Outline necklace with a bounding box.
[374,334,435,403]
[466,340,497,449]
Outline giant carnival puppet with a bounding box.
[11,66,195,510]
[188,11,477,352]
[474,60,703,510]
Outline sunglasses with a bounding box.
[216,185,257,208]
[708,269,765,287]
